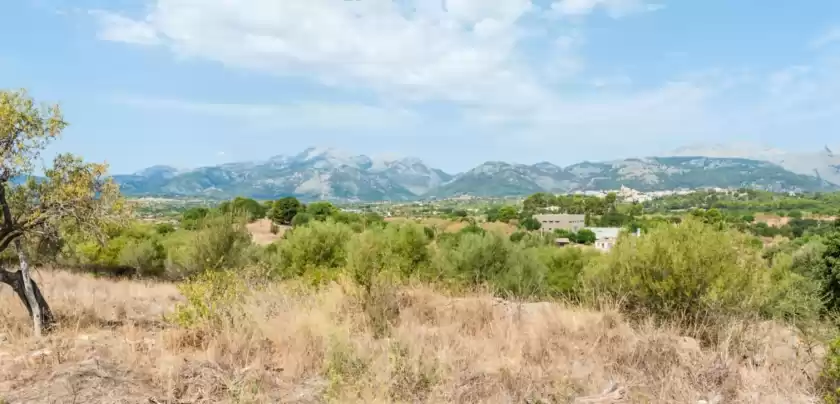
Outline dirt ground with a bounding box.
[246,219,289,245]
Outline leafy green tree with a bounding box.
[574,229,597,245]
[181,207,210,230]
[485,206,501,222]
[524,192,556,211]
[219,197,266,222]
[269,197,304,225]
[604,192,617,211]
[307,201,337,221]
[0,90,127,336]
[496,205,518,223]
[520,216,541,231]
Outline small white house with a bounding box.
[586,227,640,252]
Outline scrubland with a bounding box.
[0,268,827,404]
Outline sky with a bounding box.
[2,0,840,174]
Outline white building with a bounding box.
[586,227,640,252]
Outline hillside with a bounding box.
[114,147,840,201]
[671,143,840,186]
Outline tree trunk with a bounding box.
[0,183,54,336]
[0,263,55,335]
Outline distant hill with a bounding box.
[113,146,840,201]
[670,142,840,186]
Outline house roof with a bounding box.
[586,227,621,240]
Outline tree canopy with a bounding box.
[0,89,127,336]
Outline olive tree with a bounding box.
[0,89,126,336]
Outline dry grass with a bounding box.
[246,218,288,246]
[0,270,827,403]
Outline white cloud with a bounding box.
[550,0,663,18]
[113,96,421,130]
[92,0,552,110]
[90,1,840,158]
[89,10,159,45]
[810,27,840,49]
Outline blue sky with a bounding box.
[2,0,840,174]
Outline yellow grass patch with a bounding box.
[0,270,825,403]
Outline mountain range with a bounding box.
[114,145,840,201]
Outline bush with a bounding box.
[434,232,511,288]
[171,269,249,328]
[822,336,840,403]
[277,220,352,278]
[345,229,400,337]
[536,246,600,298]
[167,212,252,279]
[119,238,166,277]
[384,223,432,278]
[580,219,814,329]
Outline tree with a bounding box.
[574,229,597,245]
[521,216,541,231]
[496,205,518,223]
[181,207,209,230]
[604,192,618,211]
[219,197,266,221]
[524,192,555,211]
[269,196,304,225]
[0,90,126,336]
[307,201,337,222]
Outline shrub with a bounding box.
[385,223,432,278]
[759,252,822,323]
[536,246,600,298]
[167,212,252,279]
[580,219,786,329]
[434,232,511,288]
[171,269,249,328]
[822,336,840,404]
[291,212,313,227]
[509,231,526,243]
[118,238,166,277]
[345,229,400,337]
[278,220,352,278]
[155,222,176,235]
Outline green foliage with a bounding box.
[277,220,352,278]
[822,335,840,403]
[118,238,166,277]
[520,216,541,231]
[574,228,596,245]
[171,270,249,328]
[581,219,820,329]
[308,201,338,221]
[219,197,266,222]
[181,207,210,230]
[268,196,304,225]
[509,231,527,243]
[291,212,313,227]
[821,231,840,312]
[155,222,175,235]
[167,212,252,279]
[433,232,511,288]
[487,205,518,223]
